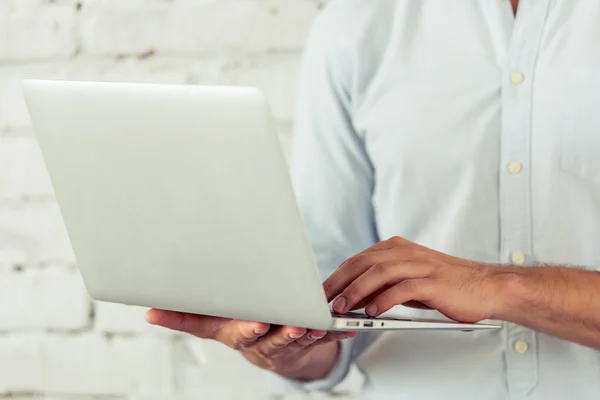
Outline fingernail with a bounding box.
[333,297,346,312]
[366,304,378,316]
[290,332,304,339]
[254,325,269,335]
[144,310,155,324]
[310,331,326,340]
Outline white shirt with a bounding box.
[287,0,600,399]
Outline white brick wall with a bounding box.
[78,0,318,57]
[0,0,79,62]
[0,0,357,399]
[0,266,90,331]
[0,334,174,395]
[0,135,54,201]
[0,202,76,267]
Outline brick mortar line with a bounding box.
[0,327,93,336]
[0,48,304,67]
[0,196,57,206]
[1,263,78,269]
[0,330,179,338]
[0,391,126,399]
[0,130,33,136]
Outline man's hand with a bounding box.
[325,235,600,350]
[324,236,508,323]
[145,309,357,381]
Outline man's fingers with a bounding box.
[146,310,357,355]
[366,279,434,316]
[255,326,356,353]
[318,331,359,343]
[293,330,327,347]
[146,309,225,338]
[331,263,397,313]
[226,321,271,348]
[403,300,434,310]
[333,262,432,313]
[257,326,307,353]
[146,309,270,346]
[283,330,358,352]
[365,236,409,252]
[323,251,396,302]
[349,286,390,311]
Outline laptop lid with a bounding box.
[22,79,334,330]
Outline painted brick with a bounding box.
[0,135,55,201]
[0,266,90,331]
[282,393,356,400]
[0,202,76,267]
[23,397,126,400]
[7,395,128,400]
[0,1,79,62]
[0,396,126,400]
[0,334,174,395]
[79,0,318,56]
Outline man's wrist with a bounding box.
[485,265,530,322]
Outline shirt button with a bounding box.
[510,71,525,85]
[511,251,526,265]
[514,339,529,354]
[507,161,523,174]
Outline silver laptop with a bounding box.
[22,79,500,332]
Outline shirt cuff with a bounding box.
[282,336,356,392]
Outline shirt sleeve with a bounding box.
[274,5,379,393]
[289,6,379,281]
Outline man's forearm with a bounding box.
[491,265,600,349]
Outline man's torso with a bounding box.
[320,1,600,398]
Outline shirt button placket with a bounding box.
[498,0,550,396]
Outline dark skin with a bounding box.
[325,236,600,351]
